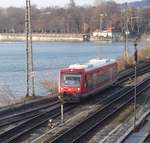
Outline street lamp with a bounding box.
[98,13,106,59]
[99,13,107,32]
[124,30,129,65]
[99,14,104,32]
[122,2,129,65]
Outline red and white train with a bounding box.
[58,59,117,102]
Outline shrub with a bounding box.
[117,46,150,71]
[42,78,58,96]
[0,85,18,107]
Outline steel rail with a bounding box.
[143,133,150,143]
[0,85,131,142]
[0,60,149,142]
[116,62,150,85]
[0,97,57,117]
[0,101,59,128]
[0,103,76,143]
[118,60,150,77]
[0,60,149,121]
[71,85,150,143]
[0,85,131,141]
[118,60,150,79]
[49,77,150,143]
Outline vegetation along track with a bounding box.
[49,77,150,143]
[0,102,76,143]
[116,60,150,85]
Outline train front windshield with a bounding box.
[61,72,81,87]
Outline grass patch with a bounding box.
[117,46,150,71]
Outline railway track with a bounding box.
[0,96,57,118]
[144,133,150,143]
[120,111,150,143]
[0,60,149,124]
[0,60,149,142]
[49,77,150,143]
[0,79,136,142]
[0,83,132,142]
[118,60,150,78]
[116,60,150,85]
[0,102,76,143]
[0,100,59,128]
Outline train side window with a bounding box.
[87,74,92,88]
[85,75,88,88]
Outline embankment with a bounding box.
[0,33,83,41]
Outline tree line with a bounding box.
[0,0,150,35]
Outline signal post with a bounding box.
[133,38,138,130]
[58,94,64,124]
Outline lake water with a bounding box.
[0,41,147,96]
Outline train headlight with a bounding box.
[77,88,80,91]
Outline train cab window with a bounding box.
[61,72,81,87]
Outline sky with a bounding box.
[0,0,141,8]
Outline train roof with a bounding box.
[68,58,116,71]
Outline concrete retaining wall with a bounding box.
[0,33,83,41]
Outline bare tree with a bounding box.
[0,1,149,34]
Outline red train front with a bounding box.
[58,68,84,102]
[58,59,117,102]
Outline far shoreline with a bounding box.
[0,33,150,42]
[0,33,83,42]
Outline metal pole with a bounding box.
[98,14,104,59]
[123,3,129,65]
[134,61,137,129]
[98,47,100,59]
[28,0,35,96]
[25,0,35,97]
[61,102,64,123]
[58,95,64,124]
[124,32,128,62]
[133,39,138,130]
[25,0,29,97]
[99,14,103,32]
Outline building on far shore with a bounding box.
[92,27,122,41]
[93,27,112,38]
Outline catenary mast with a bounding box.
[25,0,35,97]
